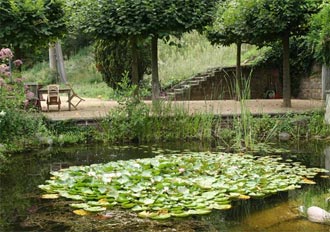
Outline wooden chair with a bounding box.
[66,83,85,110]
[47,84,61,111]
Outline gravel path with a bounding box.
[41,97,325,121]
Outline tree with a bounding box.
[73,0,216,100]
[0,0,66,60]
[208,0,321,107]
[94,39,151,89]
[245,0,321,107]
[206,0,252,98]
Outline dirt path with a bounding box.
[41,97,325,121]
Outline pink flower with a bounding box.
[0,48,14,60]
[0,64,9,74]
[13,59,23,67]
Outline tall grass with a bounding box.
[152,31,256,88]
[22,47,112,99]
[23,32,260,97]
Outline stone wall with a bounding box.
[166,65,323,100]
[298,73,322,100]
[185,65,281,100]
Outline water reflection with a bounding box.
[0,141,329,231]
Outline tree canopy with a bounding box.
[0,0,66,58]
[207,0,322,107]
[70,0,216,99]
[308,1,330,66]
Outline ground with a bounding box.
[40,97,325,121]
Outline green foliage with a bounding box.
[99,76,213,143]
[75,0,217,39]
[308,2,330,65]
[0,108,45,143]
[39,151,328,219]
[94,39,151,89]
[206,0,250,46]
[253,37,315,97]
[0,83,25,110]
[0,0,66,59]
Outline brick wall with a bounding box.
[186,65,281,100]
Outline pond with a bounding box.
[0,141,329,232]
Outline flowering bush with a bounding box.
[0,48,25,110]
[0,48,23,84]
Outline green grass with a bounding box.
[23,31,262,98]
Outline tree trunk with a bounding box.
[151,36,160,102]
[49,43,57,71]
[282,31,291,107]
[130,37,140,96]
[55,41,67,83]
[236,42,242,100]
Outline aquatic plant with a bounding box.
[39,151,328,219]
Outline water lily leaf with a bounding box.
[70,203,89,208]
[41,194,59,199]
[39,151,327,220]
[249,193,266,198]
[138,211,158,218]
[73,209,89,216]
[188,209,212,215]
[238,195,250,200]
[98,198,110,205]
[177,186,190,195]
[84,206,107,212]
[140,198,155,205]
[81,187,94,195]
[209,203,232,210]
[229,192,241,198]
[131,205,148,212]
[150,213,171,220]
[171,212,191,217]
[301,178,316,184]
[122,202,135,209]
[98,186,107,194]
[202,191,218,200]
[141,170,153,178]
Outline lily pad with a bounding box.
[41,194,59,199]
[39,151,327,220]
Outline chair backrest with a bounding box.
[66,83,77,96]
[47,84,60,102]
[24,82,40,97]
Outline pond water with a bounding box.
[0,141,329,232]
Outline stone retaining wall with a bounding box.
[182,65,282,100]
[298,74,322,100]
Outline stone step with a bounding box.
[174,88,184,93]
[188,80,200,86]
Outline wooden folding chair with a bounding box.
[47,84,61,111]
[66,83,85,110]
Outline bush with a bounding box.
[94,39,151,89]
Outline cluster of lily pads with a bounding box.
[39,152,328,219]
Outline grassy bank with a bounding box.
[22,31,261,98]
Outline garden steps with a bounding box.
[164,71,213,100]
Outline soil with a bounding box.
[40,97,325,121]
